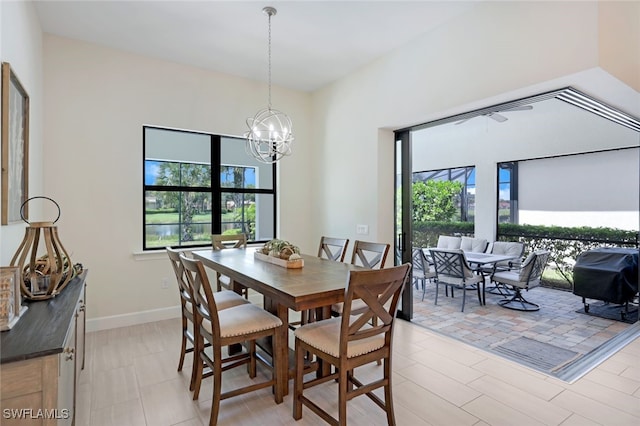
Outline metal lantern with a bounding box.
[10,197,75,300]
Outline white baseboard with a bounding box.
[86,305,181,332]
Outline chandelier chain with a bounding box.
[267,10,272,110]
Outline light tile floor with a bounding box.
[77,292,640,425]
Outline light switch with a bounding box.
[356,224,369,235]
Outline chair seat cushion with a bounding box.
[331,299,368,315]
[437,273,484,286]
[294,317,383,358]
[202,304,282,338]
[491,270,536,289]
[213,290,250,310]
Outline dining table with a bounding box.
[191,247,364,395]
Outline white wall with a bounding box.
[0,1,43,264]
[41,35,312,328]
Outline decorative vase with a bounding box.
[10,197,75,300]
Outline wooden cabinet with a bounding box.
[1,272,87,425]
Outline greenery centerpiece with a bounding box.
[256,239,303,268]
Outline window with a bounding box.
[143,126,276,250]
[498,162,518,223]
[412,166,475,221]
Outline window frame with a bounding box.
[142,126,277,251]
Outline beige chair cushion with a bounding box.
[294,317,383,358]
[460,237,488,253]
[331,299,367,315]
[437,236,462,249]
[185,290,248,315]
[213,290,250,310]
[202,304,282,338]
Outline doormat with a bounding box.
[575,302,638,324]
[493,337,579,372]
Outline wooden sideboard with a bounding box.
[1,270,87,425]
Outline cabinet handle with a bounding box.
[64,347,75,361]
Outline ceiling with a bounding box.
[33,0,480,92]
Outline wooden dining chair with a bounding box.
[293,263,411,426]
[317,236,350,262]
[166,247,249,393]
[331,240,391,318]
[211,233,249,298]
[179,254,284,425]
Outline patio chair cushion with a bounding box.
[460,237,488,253]
[437,236,462,249]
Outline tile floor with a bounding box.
[411,278,637,377]
[77,288,640,426]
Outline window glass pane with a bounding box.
[220,165,256,189]
[219,192,275,241]
[145,190,211,248]
[221,136,273,189]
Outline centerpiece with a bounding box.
[254,239,304,268]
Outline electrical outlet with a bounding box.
[161,278,169,289]
[356,224,369,235]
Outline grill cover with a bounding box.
[573,248,639,304]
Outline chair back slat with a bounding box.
[430,249,474,279]
[350,240,390,269]
[212,234,247,250]
[317,237,349,262]
[167,247,192,302]
[180,254,219,334]
[339,264,411,351]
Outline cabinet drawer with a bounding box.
[0,358,43,400]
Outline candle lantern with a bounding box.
[10,197,75,300]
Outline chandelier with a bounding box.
[246,6,294,164]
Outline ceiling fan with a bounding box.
[455,105,533,125]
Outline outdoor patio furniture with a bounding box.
[437,235,462,249]
[492,250,550,311]
[483,241,526,294]
[460,236,489,253]
[430,248,485,312]
[412,247,436,301]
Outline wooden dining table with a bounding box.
[191,248,364,395]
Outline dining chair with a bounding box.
[211,233,249,298]
[412,247,437,301]
[429,248,485,311]
[179,254,284,425]
[293,263,411,426]
[317,236,350,262]
[166,247,249,393]
[492,250,550,311]
[331,240,390,317]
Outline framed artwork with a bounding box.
[1,62,29,225]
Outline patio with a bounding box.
[411,281,639,381]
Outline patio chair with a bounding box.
[492,250,551,311]
[437,235,462,249]
[430,248,485,311]
[412,247,436,301]
[484,241,526,294]
[460,236,489,253]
